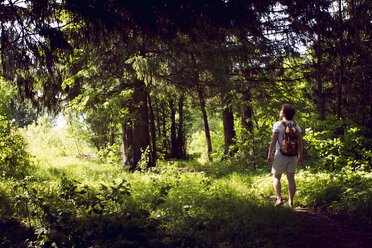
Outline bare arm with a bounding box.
[267,132,279,164]
[297,132,303,165]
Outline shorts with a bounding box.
[271,153,298,174]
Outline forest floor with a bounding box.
[1,203,371,247]
[1,209,371,247]
[291,206,372,248]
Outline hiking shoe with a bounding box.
[275,199,283,206]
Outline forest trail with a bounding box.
[1,207,371,247]
[291,207,372,248]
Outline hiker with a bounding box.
[267,104,303,207]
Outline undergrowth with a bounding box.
[0,121,371,247]
[1,160,302,248]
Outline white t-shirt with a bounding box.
[272,120,301,156]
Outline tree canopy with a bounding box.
[1,0,371,169]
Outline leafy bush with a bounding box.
[3,175,154,247]
[0,79,34,178]
[304,116,371,171]
[0,117,34,178]
[97,143,122,165]
[231,123,272,170]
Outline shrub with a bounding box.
[231,123,272,170]
[0,117,34,178]
[303,116,371,171]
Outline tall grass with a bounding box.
[1,120,370,247]
[19,120,112,182]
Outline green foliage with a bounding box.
[0,118,34,179]
[4,75,38,128]
[4,175,151,247]
[63,57,133,152]
[249,166,372,224]
[1,131,306,248]
[2,126,372,247]
[0,78,14,120]
[0,78,34,178]
[295,168,372,223]
[231,123,272,170]
[303,116,371,171]
[21,115,96,164]
[2,89,370,248]
[188,126,225,163]
[96,143,122,165]
[2,0,371,245]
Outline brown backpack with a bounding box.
[280,121,299,156]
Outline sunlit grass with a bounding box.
[2,120,369,247]
[20,123,115,183]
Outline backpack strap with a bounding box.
[282,120,296,128]
[278,121,287,146]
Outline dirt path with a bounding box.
[1,206,371,247]
[292,207,372,248]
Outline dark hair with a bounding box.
[282,104,295,120]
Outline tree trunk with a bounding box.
[170,99,177,158]
[121,121,133,168]
[177,95,186,159]
[121,79,150,171]
[154,97,162,138]
[222,105,235,156]
[161,106,168,154]
[317,0,326,120]
[132,79,150,169]
[351,0,370,126]
[198,87,213,161]
[191,53,212,161]
[337,0,344,119]
[147,93,157,167]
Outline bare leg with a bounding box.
[273,174,282,205]
[286,172,296,207]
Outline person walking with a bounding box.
[267,104,303,207]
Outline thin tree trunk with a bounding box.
[191,53,213,161]
[147,93,157,167]
[170,99,177,158]
[337,0,344,119]
[198,87,213,161]
[154,97,162,138]
[121,121,133,168]
[161,106,168,154]
[351,0,359,49]
[317,0,325,120]
[351,0,370,126]
[68,119,81,155]
[177,95,186,159]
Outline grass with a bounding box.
[1,124,371,247]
